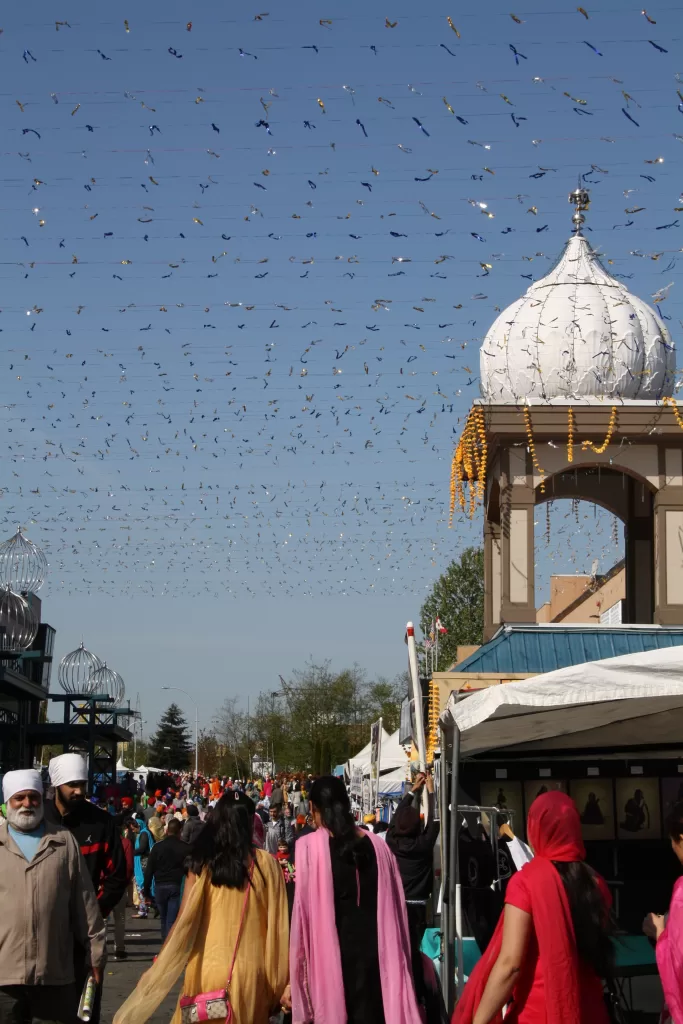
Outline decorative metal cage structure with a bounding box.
[0,527,48,594]
[0,586,39,652]
[58,642,103,695]
[89,663,126,707]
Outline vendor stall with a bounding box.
[346,728,411,818]
[438,643,683,1011]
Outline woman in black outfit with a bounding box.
[318,777,386,1024]
[387,772,441,1004]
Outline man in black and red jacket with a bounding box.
[45,753,128,1023]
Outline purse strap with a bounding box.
[226,860,255,990]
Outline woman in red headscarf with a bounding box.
[453,791,614,1024]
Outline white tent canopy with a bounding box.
[346,727,393,775]
[362,728,408,777]
[441,644,683,756]
[377,765,408,796]
[346,728,409,796]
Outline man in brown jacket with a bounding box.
[0,769,106,1024]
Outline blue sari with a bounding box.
[134,825,155,898]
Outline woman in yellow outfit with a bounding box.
[114,789,289,1024]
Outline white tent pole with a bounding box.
[449,722,464,1003]
[406,622,427,771]
[439,724,451,1007]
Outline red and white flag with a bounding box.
[436,616,448,634]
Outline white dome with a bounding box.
[480,234,675,402]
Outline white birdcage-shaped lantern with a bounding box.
[58,642,103,695]
[0,527,48,594]
[89,663,126,707]
[0,585,39,652]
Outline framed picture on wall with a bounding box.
[615,778,661,840]
[523,779,567,819]
[569,779,615,841]
[660,778,683,825]
[479,780,525,838]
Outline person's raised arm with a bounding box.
[472,905,531,1024]
[388,775,424,834]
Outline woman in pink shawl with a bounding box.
[290,775,423,1024]
[644,801,683,1023]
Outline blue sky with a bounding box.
[0,1,679,731]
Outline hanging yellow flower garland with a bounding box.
[523,406,546,494]
[581,405,618,454]
[448,406,487,526]
[663,395,683,432]
[449,403,622,526]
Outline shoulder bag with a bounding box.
[179,862,254,1024]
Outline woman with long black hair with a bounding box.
[387,771,441,1003]
[290,775,423,1024]
[453,791,614,1024]
[114,789,289,1024]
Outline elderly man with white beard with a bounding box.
[0,769,106,1024]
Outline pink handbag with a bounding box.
[179,864,254,1024]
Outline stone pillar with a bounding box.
[484,518,502,640]
[499,449,537,624]
[623,476,654,624]
[654,482,683,625]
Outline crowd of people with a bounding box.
[0,758,443,1024]
[4,757,683,1024]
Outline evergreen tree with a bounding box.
[312,737,322,776]
[149,703,193,770]
[420,547,485,670]
[321,738,332,775]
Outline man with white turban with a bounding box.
[44,754,128,1023]
[0,769,106,1024]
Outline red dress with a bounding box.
[504,869,610,1024]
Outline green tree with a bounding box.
[321,738,332,775]
[366,674,407,734]
[205,661,409,776]
[420,546,485,671]
[132,739,151,768]
[197,730,221,777]
[213,697,252,777]
[148,703,193,770]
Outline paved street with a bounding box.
[101,910,180,1024]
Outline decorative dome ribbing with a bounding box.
[480,191,675,403]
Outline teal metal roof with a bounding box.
[452,625,683,675]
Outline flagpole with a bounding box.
[406,622,427,772]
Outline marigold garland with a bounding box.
[581,405,618,454]
[450,402,622,530]
[449,406,487,527]
[426,678,440,762]
[523,406,545,493]
[663,395,683,432]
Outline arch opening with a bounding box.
[530,465,653,625]
[534,498,625,625]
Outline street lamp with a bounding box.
[161,686,199,777]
